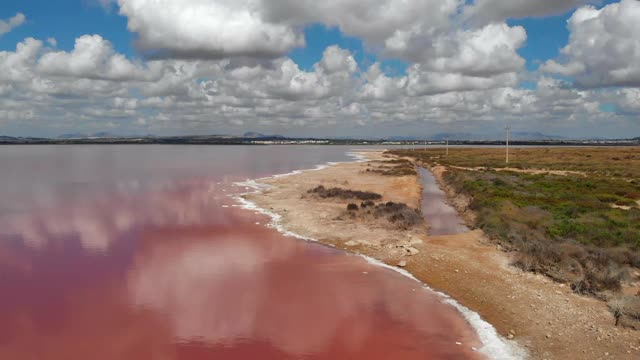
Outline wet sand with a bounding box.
[245,151,640,359]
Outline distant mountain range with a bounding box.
[56,132,288,139]
[57,132,122,139]
[2,130,621,142]
[387,132,567,141]
[0,135,46,140]
[242,132,286,139]
[1,133,638,144]
[507,132,567,141]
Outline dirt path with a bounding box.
[446,165,587,177]
[244,151,640,359]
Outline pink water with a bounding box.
[0,145,487,359]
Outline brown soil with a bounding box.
[244,151,640,359]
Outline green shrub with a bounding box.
[392,148,640,297]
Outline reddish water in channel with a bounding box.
[418,167,470,236]
[0,145,484,360]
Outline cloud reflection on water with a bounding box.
[0,180,230,251]
[0,177,482,359]
[127,222,483,358]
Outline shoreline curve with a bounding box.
[231,150,526,360]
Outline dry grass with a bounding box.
[391,147,640,179]
[366,159,417,176]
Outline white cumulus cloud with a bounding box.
[463,0,598,24]
[2,2,639,138]
[541,0,640,87]
[38,35,149,81]
[117,0,305,59]
[0,12,26,37]
[409,23,527,77]
[116,0,462,60]
[112,0,527,95]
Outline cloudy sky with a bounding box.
[1,0,639,138]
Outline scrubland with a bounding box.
[391,147,640,329]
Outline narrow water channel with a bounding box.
[418,167,470,236]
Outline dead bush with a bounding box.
[308,185,382,201]
[347,203,359,211]
[360,200,375,208]
[379,159,412,165]
[511,239,629,295]
[609,296,640,329]
[343,201,423,230]
[574,263,627,294]
[372,202,423,229]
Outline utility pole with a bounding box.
[446,138,449,157]
[505,125,511,165]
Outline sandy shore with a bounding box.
[243,151,640,359]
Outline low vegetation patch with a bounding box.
[366,159,417,176]
[308,185,382,201]
[391,148,640,298]
[343,201,423,230]
[443,169,640,295]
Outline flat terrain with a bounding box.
[396,147,640,179]
[245,150,640,359]
[392,147,640,329]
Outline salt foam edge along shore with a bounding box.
[231,151,527,360]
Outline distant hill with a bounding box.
[92,132,117,138]
[242,132,286,139]
[0,135,49,143]
[57,133,85,139]
[427,132,566,141]
[387,135,430,141]
[510,132,567,141]
[430,133,475,141]
[58,132,119,139]
[2,132,636,145]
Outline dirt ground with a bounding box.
[244,151,640,360]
